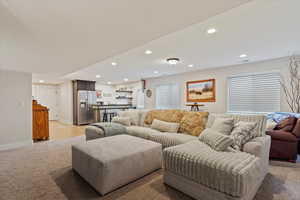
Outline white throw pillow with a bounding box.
[230,121,257,150]
[111,117,131,126]
[199,128,234,151]
[151,119,180,133]
[210,117,234,135]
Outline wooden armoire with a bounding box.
[32,100,49,140]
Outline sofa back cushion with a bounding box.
[292,118,300,137]
[111,116,131,126]
[210,117,234,135]
[207,113,267,137]
[274,116,297,132]
[118,110,140,126]
[178,111,209,136]
[151,119,180,133]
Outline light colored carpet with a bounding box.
[0,136,299,200]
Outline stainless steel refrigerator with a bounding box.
[77,90,97,125]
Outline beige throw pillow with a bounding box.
[111,117,131,126]
[199,128,234,151]
[151,119,180,133]
[210,117,234,135]
[230,121,257,150]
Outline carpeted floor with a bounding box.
[0,136,299,200]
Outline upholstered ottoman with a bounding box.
[72,135,162,195]
[85,122,126,141]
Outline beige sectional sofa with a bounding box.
[85,109,270,200]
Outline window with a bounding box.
[156,84,180,109]
[228,72,280,113]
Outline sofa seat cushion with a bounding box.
[126,126,197,148]
[149,132,197,148]
[126,126,161,140]
[163,140,262,197]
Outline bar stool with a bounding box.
[109,112,117,122]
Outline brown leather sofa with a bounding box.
[266,117,300,162]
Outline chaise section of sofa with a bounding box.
[163,140,264,200]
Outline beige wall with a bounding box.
[144,57,291,113]
[0,70,32,150]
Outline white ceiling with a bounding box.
[0,0,251,83]
[64,0,300,85]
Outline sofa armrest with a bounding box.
[243,136,271,159]
[266,130,297,142]
[243,135,271,174]
[85,122,127,141]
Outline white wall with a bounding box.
[144,57,291,113]
[96,81,143,107]
[58,81,73,124]
[0,70,32,150]
[95,84,116,104]
[32,84,60,120]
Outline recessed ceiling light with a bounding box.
[107,81,112,84]
[96,75,101,78]
[166,58,180,65]
[39,80,45,83]
[145,50,152,55]
[188,64,194,68]
[124,78,129,82]
[239,54,248,58]
[111,62,117,66]
[207,28,217,34]
[154,70,159,74]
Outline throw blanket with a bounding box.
[91,122,126,137]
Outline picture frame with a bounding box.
[186,79,216,102]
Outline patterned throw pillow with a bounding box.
[179,112,209,136]
[230,121,257,150]
[199,128,234,151]
[210,117,234,135]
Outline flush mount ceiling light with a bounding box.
[166,58,180,65]
[96,74,101,78]
[124,78,129,82]
[239,54,248,58]
[111,62,117,66]
[145,50,152,55]
[107,81,112,84]
[188,64,194,68]
[154,70,159,74]
[207,28,217,34]
[39,80,45,83]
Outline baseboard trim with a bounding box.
[0,140,33,151]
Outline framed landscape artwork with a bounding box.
[186,79,216,102]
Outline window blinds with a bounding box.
[156,84,180,109]
[228,72,280,113]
